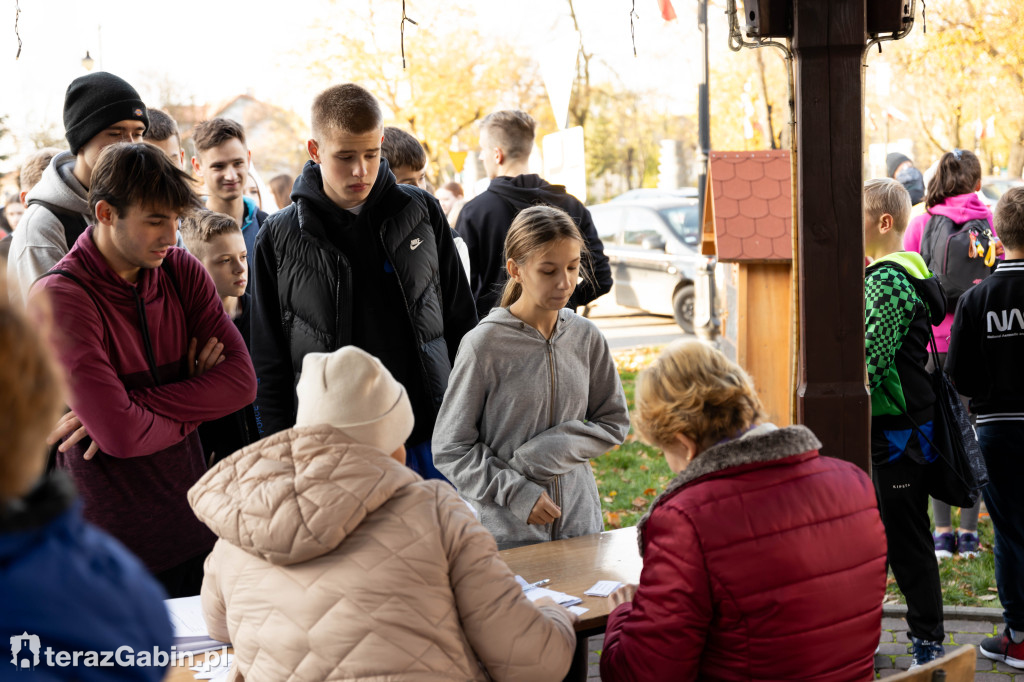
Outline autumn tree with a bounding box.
[584,87,696,200]
[300,0,550,186]
[0,115,11,163]
[885,0,1024,174]
[709,45,791,153]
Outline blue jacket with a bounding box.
[0,474,173,680]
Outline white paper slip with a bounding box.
[166,596,208,638]
[568,606,589,616]
[584,580,623,598]
[523,586,582,607]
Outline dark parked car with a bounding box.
[590,198,708,333]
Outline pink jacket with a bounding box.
[903,193,995,352]
[189,425,577,682]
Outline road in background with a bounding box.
[585,295,688,350]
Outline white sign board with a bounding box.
[542,127,587,204]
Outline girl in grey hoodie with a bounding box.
[433,206,630,549]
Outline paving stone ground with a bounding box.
[583,610,1022,680]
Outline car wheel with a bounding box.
[673,284,695,334]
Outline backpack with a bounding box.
[26,198,89,251]
[919,213,997,309]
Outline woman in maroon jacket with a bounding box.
[600,340,887,682]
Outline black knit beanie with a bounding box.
[885,152,912,179]
[63,72,149,155]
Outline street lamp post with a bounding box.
[694,0,720,345]
[82,51,94,71]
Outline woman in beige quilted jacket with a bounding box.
[188,346,578,681]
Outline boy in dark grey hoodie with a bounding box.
[8,72,148,305]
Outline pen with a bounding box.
[524,579,551,590]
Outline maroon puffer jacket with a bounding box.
[601,425,887,682]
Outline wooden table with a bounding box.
[499,526,642,634]
[500,527,643,681]
[165,528,643,682]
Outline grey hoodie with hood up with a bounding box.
[7,151,90,305]
[433,307,630,549]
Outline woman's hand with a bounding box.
[608,583,638,608]
[527,491,562,525]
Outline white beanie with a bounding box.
[294,346,414,456]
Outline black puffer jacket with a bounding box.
[250,159,478,442]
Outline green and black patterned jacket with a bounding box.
[864,251,946,427]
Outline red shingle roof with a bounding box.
[707,151,793,262]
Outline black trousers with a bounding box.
[155,550,209,599]
[871,432,945,642]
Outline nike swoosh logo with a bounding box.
[410,238,423,250]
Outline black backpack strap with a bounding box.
[34,268,102,309]
[26,199,89,251]
[919,212,949,266]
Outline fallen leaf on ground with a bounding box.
[639,465,649,472]
[644,488,657,496]
[605,511,622,529]
[631,497,648,510]
[602,497,614,503]
[978,595,998,601]
[609,490,617,497]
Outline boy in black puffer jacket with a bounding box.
[250,83,477,482]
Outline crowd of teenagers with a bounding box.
[0,69,1020,681]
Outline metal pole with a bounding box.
[696,0,710,226]
[694,0,719,343]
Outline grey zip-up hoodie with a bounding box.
[433,307,630,549]
[7,151,90,306]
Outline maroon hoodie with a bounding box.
[31,227,257,573]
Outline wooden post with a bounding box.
[792,2,871,471]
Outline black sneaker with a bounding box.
[907,635,944,669]
[979,628,1024,670]
[957,531,980,558]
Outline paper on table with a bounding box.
[166,596,208,638]
[515,575,583,607]
[568,606,589,616]
[523,587,582,607]
[165,596,230,653]
[584,580,623,598]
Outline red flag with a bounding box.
[658,0,677,21]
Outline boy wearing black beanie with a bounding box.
[7,71,148,306]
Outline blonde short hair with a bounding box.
[864,178,911,234]
[635,339,763,451]
[179,209,240,257]
[480,110,536,162]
